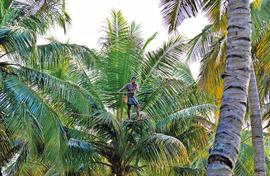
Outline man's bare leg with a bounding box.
[127,104,131,120]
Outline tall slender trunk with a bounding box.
[0,167,2,176]
[111,162,124,176]
[110,154,124,176]
[248,61,266,176]
[208,0,251,175]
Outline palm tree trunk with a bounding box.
[110,155,124,176]
[112,164,124,176]
[248,61,266,176]
[208,0,251,175]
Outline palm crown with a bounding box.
[58,10,215,175]
[160,0,270,175]
[1,0,270,175]
[0,1,215,175]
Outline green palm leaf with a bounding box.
[0,125,11,166]
[160,0,203,33]
[131,133,188,168]
[186,25,216,62]
[16,42,98,69]
[1,75,67,165]
[99,10,143,110]
[141,36,185,81]
[11,66,100,114]
[156,104,215,132]
[65,138,100,173]
[0,27,35,57]
[10,0,70,34]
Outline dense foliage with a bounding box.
[0,0,270,175]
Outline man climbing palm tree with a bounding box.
[119,77,141,120]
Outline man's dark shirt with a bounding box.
[120,83,138,97]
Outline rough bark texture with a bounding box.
[248,62,266,176]
[208,0,251,175]
[110,154,124,176]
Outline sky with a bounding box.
[45,0,209,76]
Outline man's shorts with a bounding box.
[127,96,139,106]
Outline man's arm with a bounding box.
[119,84,127,92]
[136,84,140,92]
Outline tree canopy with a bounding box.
[0,0,270,175]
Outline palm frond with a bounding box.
[99,10,143,110]
[11,65,100,114]
[68,59,104,109]
[197,35,226,99]
[5,144,27,176]
[6,104,45,156]
[123,115,156,142]
[202,0,227,31]
[174,62,196,86]
[20,42,98,69]
[141,36,185,82]
[156,104,215,132]
[1,75,67,164]
[186,25,215,63]
[0,0,15,26]
[0,27,35,58]
[100,9,130,49]
[234,143,254,176]
[141,75,214,122]
[142,32,158,51]
[251,0,270,43]
[0,125,11,166]
[8,158,50,176]
[160,0,203,33]
[9,0,70,34]
[177,125,209,154]
[65,138,100,172]
[131,133,188,168]
[140,77,189,115]
[78,111,121,141]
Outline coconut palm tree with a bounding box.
[67,113,190,176]
[0,6,215,175]
[59,10,215,175]
[184,1,270,175]
[160,0,269,175]
[0,0,102,174]
[169,130,270,176]
[59,63,214,175]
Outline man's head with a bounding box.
[131,76,136,83]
